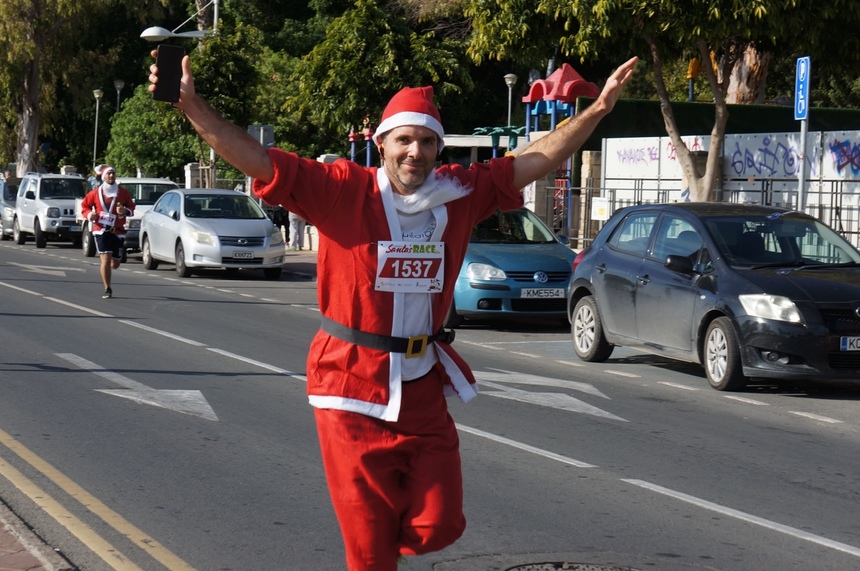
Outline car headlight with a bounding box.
[3,207,12,217]
[46,207,60,218]
[190,229,214,245]
[128,219,141,229]
[466,262,506,281]
[738,294,805,324]
[270,229,284,246]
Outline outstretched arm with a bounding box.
[148,51,275,183]
[511,56,638,190]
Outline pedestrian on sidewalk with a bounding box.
[288,210,306,251]
[149,50,636,570]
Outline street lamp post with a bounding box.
[503,73,518,127]
[141,0,219,187]
[92,88,104,168]
[114,79,125,110]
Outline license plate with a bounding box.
[521,288,564,299]
[232,251,254,259]
[840,336,860,351]
[69,225,81,232]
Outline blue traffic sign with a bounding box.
[795,56,810,121]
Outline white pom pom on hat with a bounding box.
[373,86,445,151]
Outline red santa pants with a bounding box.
[314,367,466,571]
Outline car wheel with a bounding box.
[263,267,282,280]
[13,218,25,244]
[704,317,747,391]
[175,241,192,277]
[34,219,46,248]
[571,295,613,362]
[142,237,159,270]
[444,301,461,329]
[0,229,8,241]
[82,225,96,257]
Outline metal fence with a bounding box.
[546,180,860,250]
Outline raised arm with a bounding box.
[148,51,275,183]
[511,56,638,190]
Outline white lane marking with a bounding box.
[120,320,206,346]
[206,348,305,380]
[604,370,640,378]
[56,353,218,421]
[457,424,596,468]
[511,351,543,358]
[45,297,112,317]
[789,411,843,424]
[0,280,43,295]
[556,359,585,367]
[723,395,769,405]
[623,478,860,558]
[659,381,699,391]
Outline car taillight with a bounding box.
[572,248,588,272]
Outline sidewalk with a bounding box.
[281,248,318,280]
[0,501,73,571]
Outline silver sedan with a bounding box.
[140,188,285,279]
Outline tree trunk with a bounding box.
[16,60,40,177]
[726,43,771,105]
[644,35,727,202]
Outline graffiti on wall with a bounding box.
[726,134,818,178]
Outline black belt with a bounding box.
[320,315,455,359]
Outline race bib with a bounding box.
[98,212,117,227]
[375,241,444,293]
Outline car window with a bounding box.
[122,182,179,205]
[652,215,702,262]
[153,192,179,215]
[471,208,557,244]
[608,212,658,256]
[705,214,860,266]
[185,194,267,220]
[40,178,88,199]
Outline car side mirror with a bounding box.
[25,190,35,200]
[169,209,179,220]
[665,254,695,274]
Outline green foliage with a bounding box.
[284,0,474,155]
[104,85,198,179]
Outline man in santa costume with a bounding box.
[80,165,135,299]
[149,52,636,570]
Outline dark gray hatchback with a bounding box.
[567,202,860,390]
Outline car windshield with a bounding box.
[704,213,860,267]
[41,179,88,199]
[470,208,559,244]
[184,194,266,220]
[123,182,179,206]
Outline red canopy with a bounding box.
[522,63,599,103]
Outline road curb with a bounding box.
[0,500,75,571]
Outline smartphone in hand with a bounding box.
[152,44,185,102]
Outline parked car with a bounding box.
[14,172,88,247]
[567,202,860,390]
[140,188,285,279]
[446,207,576,327]
[78,177,180,257]
[1,177,21,240]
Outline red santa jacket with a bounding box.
[254,148,523,420]
[80,186,136,236]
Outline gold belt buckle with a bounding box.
[405,335,429,358]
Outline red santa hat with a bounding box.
[373,86,445,151]
[101,165,115,176]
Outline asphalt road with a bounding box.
[2,241,860,570]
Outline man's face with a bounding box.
[378,125,439,195]
[102,170,116,184]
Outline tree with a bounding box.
[468,0,860,202]
[0,0,177,176]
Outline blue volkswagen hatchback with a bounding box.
[446,207,576,327]
[567,202,860,390]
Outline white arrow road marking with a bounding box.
[56,353,218,421]
[475,370,627,422]
[477,368,611,398]
[8,262,87,277]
